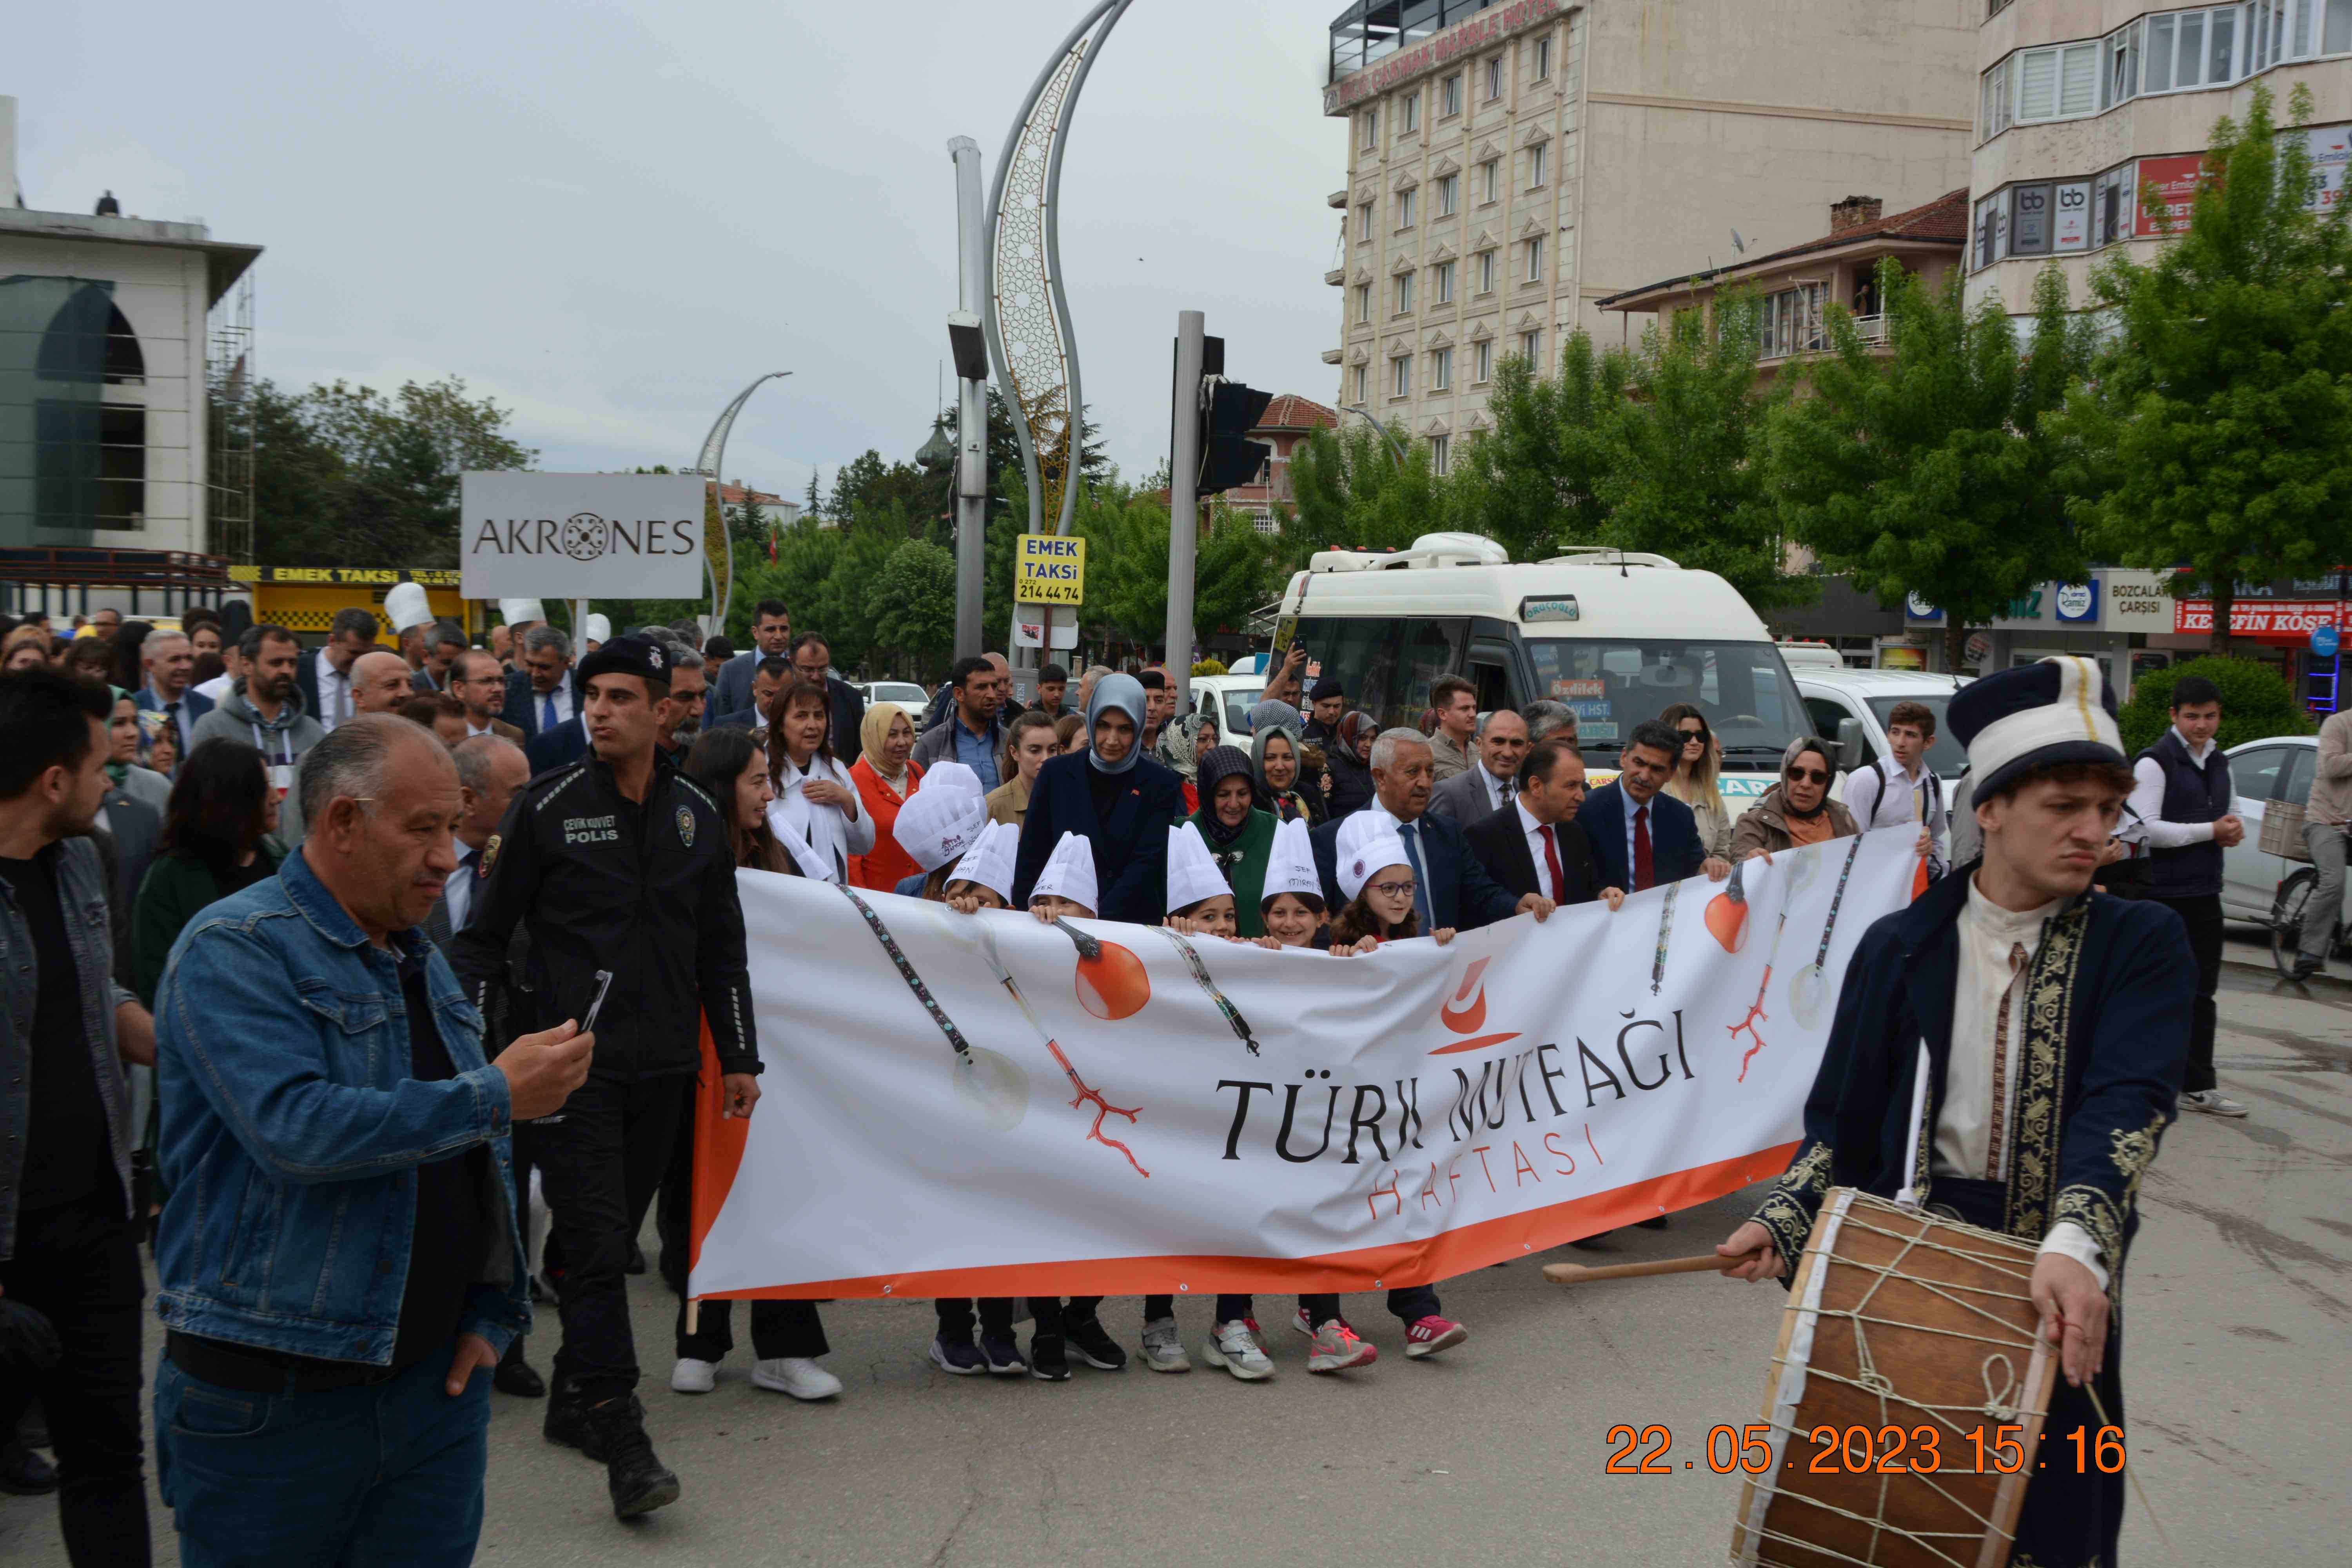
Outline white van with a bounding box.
[1270,533,1809,803]
[1792,668,1973,784]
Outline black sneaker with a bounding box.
[980,1333,1027,1376]
[544,1389,639,1461]
[1637,1216,1670,1230]
[495,1339,547,1399]
[595,1402,681,1519]
[0,1441,57,1496]
[928,1335,987,1376]
[1064,1314,1128,1371]
[1029,1334,1071,1381]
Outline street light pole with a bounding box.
[1165,310,1205,676]
[949,138,990,662]
[691,370,792,635]
[1341,402,1408,465]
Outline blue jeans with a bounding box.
[155,1342,491,1568]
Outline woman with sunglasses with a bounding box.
[1730,736,1861,861]
[1658,702,1733,861]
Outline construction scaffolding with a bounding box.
[206,270,254,563]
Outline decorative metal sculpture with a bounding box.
[984,0,1135,537]
[691,370,791,628]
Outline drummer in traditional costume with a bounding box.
[1719,657,2194,1567]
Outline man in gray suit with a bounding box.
[1427,706,1530,829]
[710,599,794,720]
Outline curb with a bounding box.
[2220,951,2352,994]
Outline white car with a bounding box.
[1795,668,1972,784]
[864,681,931,711]
[1190,672,1267,735]
[2218,735,2349,967]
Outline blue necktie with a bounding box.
[541,692,557,733]
[1398,821,1436,930]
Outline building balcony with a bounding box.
[1326,267,1347,285]
[1329,189,1350,209]
[1321,348,1345,364]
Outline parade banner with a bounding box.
[688,829,1922,1302]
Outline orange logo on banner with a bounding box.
[1429,957,1521,1055]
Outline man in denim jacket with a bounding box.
[152,716,593,1567]
[0,667,160,1565]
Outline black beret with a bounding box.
[1309,675,1344,702]
[575,634,674,691]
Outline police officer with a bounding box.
[452,635,760,1520]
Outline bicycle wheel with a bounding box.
[2270,867,2318,977]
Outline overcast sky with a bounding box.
[15,0,1349,501]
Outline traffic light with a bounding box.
[1198,378,1272,496]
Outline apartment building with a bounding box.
[1966,0,2352,316]
[1322,0,1978,455]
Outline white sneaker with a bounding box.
[1139,1317,1191,1373]
[751,1357,843,1401]
[1201,1319,1274,1381]
[669,1357,717,1395]
[2179,1089,2249,1118]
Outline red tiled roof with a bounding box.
[1251,395,1337,433]
[1597,189,1970,310]
[718,483,786,506]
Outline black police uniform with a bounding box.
[451,646,757,1412]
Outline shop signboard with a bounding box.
[2174,599,2339,638]
[2134,154,2209,237]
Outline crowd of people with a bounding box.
[0,587,2255,1562]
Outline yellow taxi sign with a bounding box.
[1016,534,1086,605]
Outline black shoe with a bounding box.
[595,1402,681,1519]
[0,1441,57,1496]
[1064,1314,1128,1371]
[545,1389,637,1461]
[495,1340,547,1398]
[1029,1334,1071,1381]
[626,1240,648,1276]
[1637,1216,1670,1230]
[980,1332,1028,1376]
[15,1406,49,1451]
[1569,1230,1614,1250]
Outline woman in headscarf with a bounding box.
[847,701,924,890]
[1189,746,1279,938]
[1249,720,1327,827]
[1157,711,1220,815]
[1323,710,1381,819]
[1658,701,1733,861]
[1730,736,1861,861]
[1010,672,1185,923]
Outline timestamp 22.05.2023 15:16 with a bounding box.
[1604,1423,2129,1477]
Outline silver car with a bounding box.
[2218,735,2349,971]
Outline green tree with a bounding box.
[2055,83,2352,653]
[867,538,959,678]
[1283,422,1446,568]
[1769,259,2094,668]
[2115,655,2313,752]
[1448,337,1623,561]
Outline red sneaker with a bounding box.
[1305,1319,1378,1372]
[1403,1315,1468,1358]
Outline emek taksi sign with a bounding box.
[459,472,705,599]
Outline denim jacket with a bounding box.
[154,848,528,1363]
[0,836,136,1262]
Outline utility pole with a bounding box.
[948,138,990,664]
[1164,309,1205,681]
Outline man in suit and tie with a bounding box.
[133,627,213,737]
[448,650,526,745]
[1310,727,1552,932]
[294,607,379,733]
[1465,737,1624,911]
[424,733,544,1399]
[708,654,787,733]
[709,599,793,719]
[1578,719,1731,894]
[1428,707,1529,828]
[501,625,583,740]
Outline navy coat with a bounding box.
[1011,751,1185,924]
[1308,807,1519,931]
[1576,779,1705,893]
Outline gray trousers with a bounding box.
[2301,821,2348,963]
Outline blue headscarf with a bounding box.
[1086,673,1147,776]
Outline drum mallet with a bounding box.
[1543,1251,1763,1284]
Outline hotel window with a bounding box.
[1442,74,1462,117]
[1480,158,1501,203]
[1525,235,1544,281]
[1402,91,1421,134]
[1395,271,1415,313]
[1355,283,1372,324]
[1398,188,1417,229]
[1486,56,1503,100]
[1474,339,1494,383]
[1476,250,1495,293]
[1534,37,1552,80]
[1431,433,1452,475]
[1529,143,1547,189]
[1361,109,1378,149]
[1352,364,1368,405]
[1521,328,1543,366]
[1437,173,1458,216]
[1391,354,1412,398]
[1432,347,1453,391]
[1357,202,1374,241]
[2013,40,2099,122]
[1434,260,1455,303]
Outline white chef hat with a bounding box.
[499,598,546,626]
[1165,820,1232,915]
[947,820,1020,904]
[383,581,434,635]
[583,612,611,646]
[1261,817,1323,909]
[1339,831,1411,903]
[893,776,991,873]
[1030,830,1099,914]
[921,760,985,804]
[1332,808,1388,869]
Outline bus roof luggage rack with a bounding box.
[1537,546,1681,569]
[1308,532,1511,573]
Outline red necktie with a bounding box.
[1633,803,1654,891]
[1538,823,1566,902]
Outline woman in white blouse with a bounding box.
[767,678,873,882]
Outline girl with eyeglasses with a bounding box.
[1730,737,1862,861]
[1657,702,1733,861]
[1327,833,1454,951]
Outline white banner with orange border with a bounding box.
[686,829,1920,1302]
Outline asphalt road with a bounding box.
[8,954,2347,1567]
